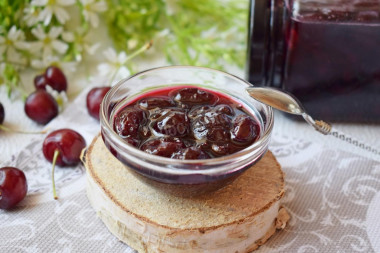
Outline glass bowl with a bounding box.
[100,66,274,197]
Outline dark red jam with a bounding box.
[113,87,261,159]
[283,2,380,122]
[247,0,380,122]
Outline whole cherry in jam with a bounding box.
[113,87,261,160]
[25,90,59,125]
[231,115,260,145]
[34,66,67,92]
[151,109,190,137]
[138,97,175,110]
[172,146,210,160]
[114,107,146,138]
[170,87,217,105]
[192,110,232,142]
[43,129,86,199]
[140,137,186,158]
[86,86,111,120]
[0,167,28,210]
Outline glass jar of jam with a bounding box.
[247,0,380,122]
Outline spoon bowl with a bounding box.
[246,87,327,133]
[246,87,305,115]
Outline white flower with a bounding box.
[31,55,59,69]
[32,0,76,25]
[45,85,68,111]
[83,42,101,55]
[71,28,101,59]
[61,31,75,43]
[80,0,107,28]
[0,26,29,64]
[31,55,77,73]
[97,47,130,83]
[31,26,68,59]
[23,5,42,26]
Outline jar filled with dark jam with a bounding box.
[247,0,380,122]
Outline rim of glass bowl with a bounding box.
[100,65,274,176]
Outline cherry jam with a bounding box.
[247,0,380,122]
[113,87,261,159]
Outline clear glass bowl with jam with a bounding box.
[100,66,274,196]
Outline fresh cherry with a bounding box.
[34,66,67,92]
[42,129,86,199]
[25,90,58,125]
[34,74,47,90]
[43,129,86,167]
[0,167,28,210]
[86,86,111,120]
[0,102,4,125]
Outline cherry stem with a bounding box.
[125,40,153,62]
[109,41,153,84]
[51,149,59,200]
[0,124,47,134]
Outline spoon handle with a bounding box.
[329,127,380,156]
[307,117,380,156]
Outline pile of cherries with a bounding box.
[25,66,68,125]
[113,87,260,159]
[0,66,102,210]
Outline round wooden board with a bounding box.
[85,135,289,253]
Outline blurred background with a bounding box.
[0,0,248,98]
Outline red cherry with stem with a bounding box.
[86,87,111,120]
[0,167,28,210]
[25,90,59,125]
[34,66,67,92]
[42,129,86,199]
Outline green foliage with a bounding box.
[106,0,165,50]
[0,0,26,97]
[0,0,27,30]
[1,63,21,98]
[105,0,248,70]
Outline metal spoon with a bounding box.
[246,86,379,156]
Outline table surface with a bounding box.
[1,70,380,252]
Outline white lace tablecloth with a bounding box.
[1,86,380,253]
